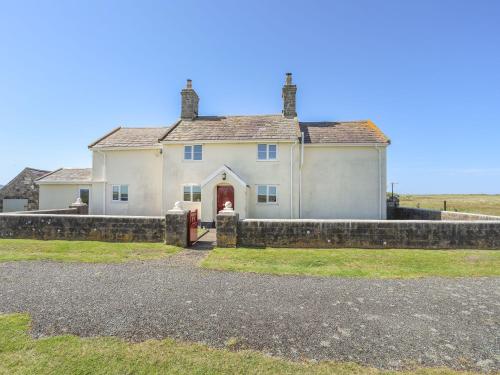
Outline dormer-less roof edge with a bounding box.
[88,127,122,149]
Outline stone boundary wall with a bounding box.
[226,219,500,249]
[0,214,164,242]
[388,206,500,221]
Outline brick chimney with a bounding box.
[181,79,199,120]
[282,73,297,118]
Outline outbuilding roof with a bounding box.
[161,115,300,142]
[299,120,390,145]
[89,127,170,149]
[36,168,92,184]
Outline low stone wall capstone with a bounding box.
[215,213,500,249]
[388,206,500,221]
[12,208,79,215]
[0,214,165,242]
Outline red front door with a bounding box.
[217,185,234,213]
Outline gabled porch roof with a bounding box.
[201,165,249,188]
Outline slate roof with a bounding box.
[36,168,92,183]
[89,127,170,148]
[161,115,300,142]
[89,118,389,147]
[299,120,389,144]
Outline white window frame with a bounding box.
[256,184,278,204]
[111,184,129,202]
[183,184,202,202]
[184,144,203,161]
[257,144,278,161]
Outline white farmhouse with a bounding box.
[37,73,390,224]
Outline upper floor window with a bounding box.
[184,145,203,160]
[257,185,277,204]
[112,185,128,202]
[257,144,277,160]
[183,185,201,202]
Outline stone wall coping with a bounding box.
[240,218,500,224]
[167,210,188,214]
[395,206,500,220]
[0,213,164,220]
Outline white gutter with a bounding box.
[160,139,296,145]
[305,142,389,147]
[36,180,91,185]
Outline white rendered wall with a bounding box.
[300,146,387,219]
[90,149,163,216]
[39,184,91,210]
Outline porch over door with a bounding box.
[217,186,234,214]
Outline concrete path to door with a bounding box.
[0,256,498,372]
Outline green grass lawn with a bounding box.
[0,239,180,263]
[202,248,500,278]
[398,194,500,216]
[0,313,479,375]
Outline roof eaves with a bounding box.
[88,126,122,149]
[366,119,390,144]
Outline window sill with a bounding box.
[256,159,279,162]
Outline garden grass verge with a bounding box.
[0,313,480,375]
[201,248,500,278]
[0,239,180,263]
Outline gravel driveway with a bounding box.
[0,253,498,372]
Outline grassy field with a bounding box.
[202,248,500,278]
[0,239,179,263]
[398,194,500,216]
[0,313,479,375]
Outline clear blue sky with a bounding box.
[1,0,499,194]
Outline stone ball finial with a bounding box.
[224,201,232,209]
[72,197,85,206]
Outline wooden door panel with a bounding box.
[217,186,234,213]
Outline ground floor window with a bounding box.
[183,185,201,202]
[112,185,128,202]
[257,185,277,203]
[79,188,89,204]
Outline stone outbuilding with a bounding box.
[0,167,51,212]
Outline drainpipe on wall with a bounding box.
[376,146,382,219]
[161,146,165,216]
[290,142,294,219]
[299,132,304,218]
[97,150,106,215]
